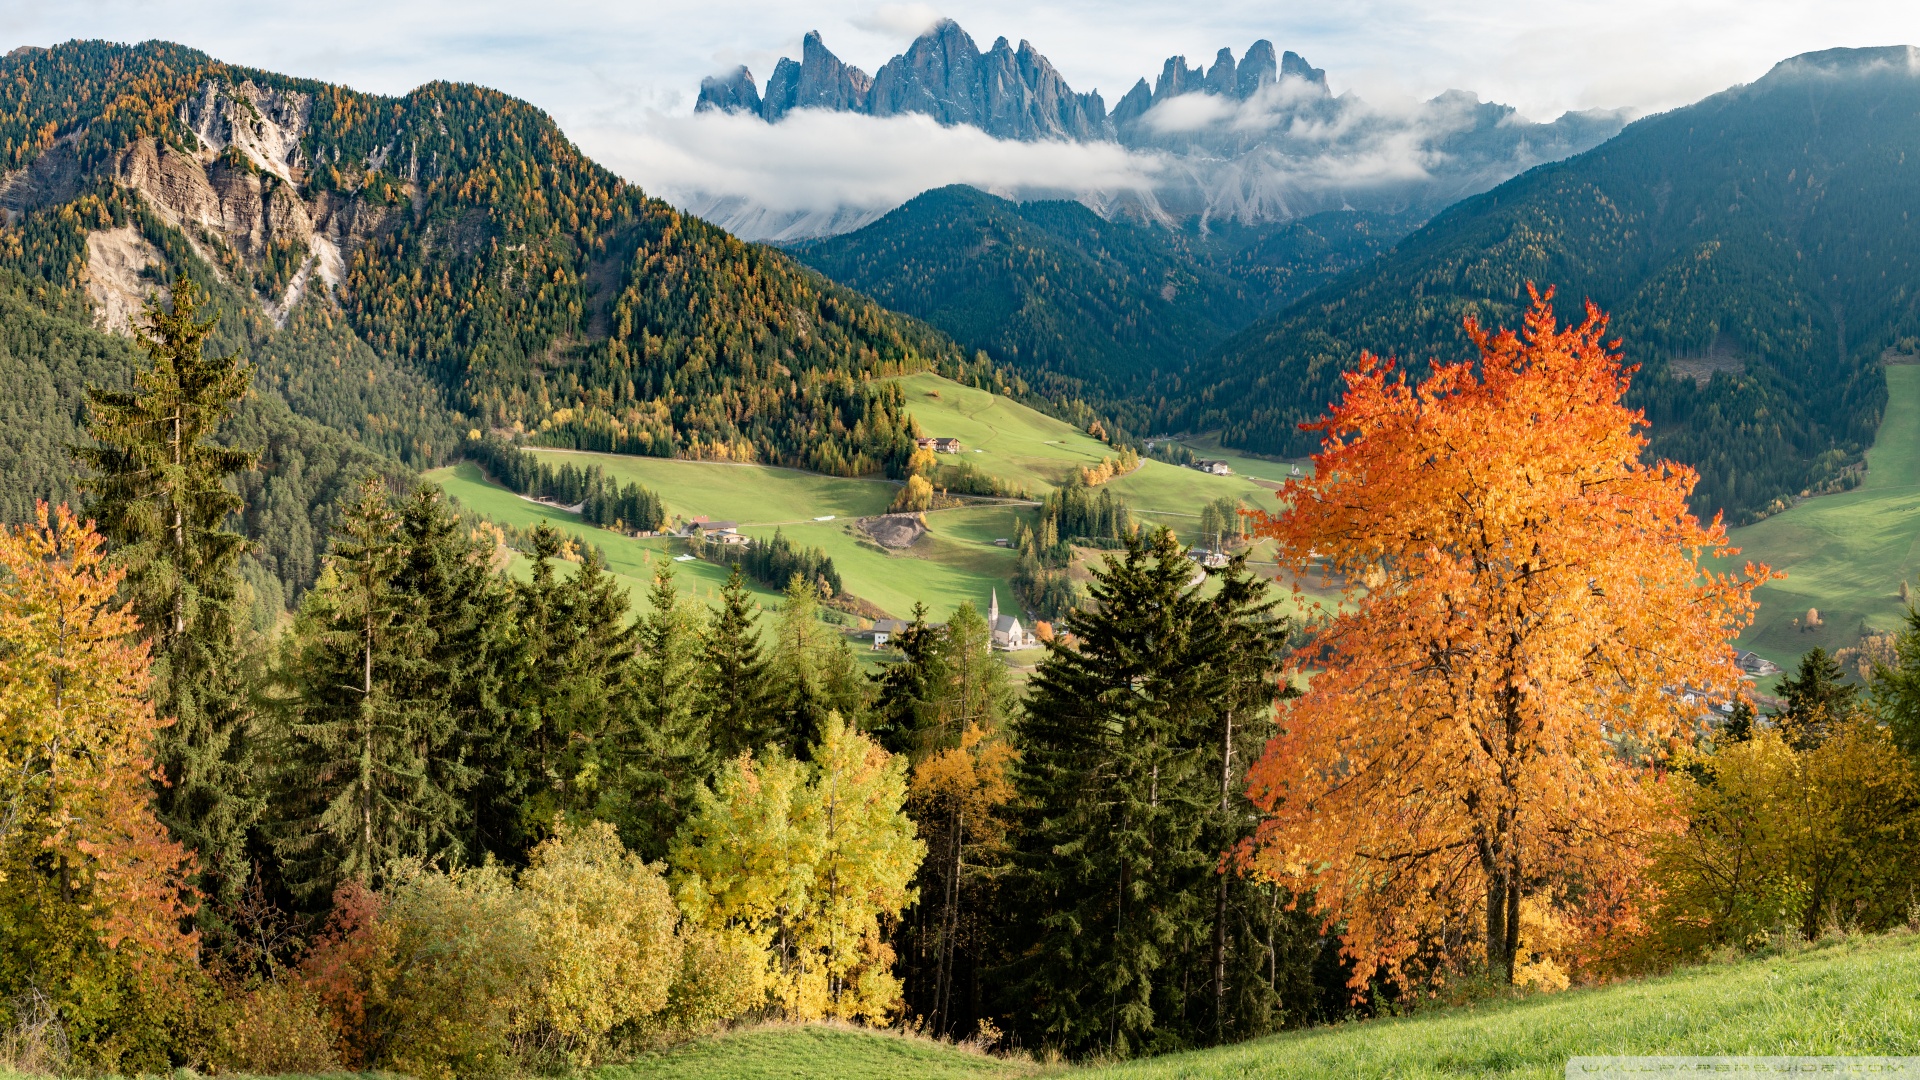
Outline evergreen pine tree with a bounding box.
[392,485,515,859]
[1871,605,1920,756]
[999,527,1219,1057]
[1778,646,1859,749]
[76,279,259,909]
[700,567,775,763]
[869,602,940,758]
[622,566,712,859]
[1186,557,1309,1044]
[272,478,466,900]
[499,526,641,856]
[769,574,866,756]
[895,599,1019,1035]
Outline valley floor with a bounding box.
[1727,364,1920,670]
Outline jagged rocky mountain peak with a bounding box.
[684,22,1626,241]
[697,65,761,116]
[697,22,1330,140]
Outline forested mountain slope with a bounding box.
[0,269,404,618]
[1181,46,1920,522]
[792,185,1405,431]
[0,40,999,484]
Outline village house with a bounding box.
[1736,650,1782,677]
[988,589,1035,650]
[917,436,963,453]
[1193,459,1232,475]
[1190,547,1232,570]
[696,520,748,545]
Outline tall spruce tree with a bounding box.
[700,567,775,763]
[494,524,641,856]
[77,278,260,911]
[768,574,866,755]
[622,567,712,859]
[391,485,515,859]
[893,600,1019,1036]
[1187,557,1312,1043]
[273,478,467,900]
[1871,606,1920,757]
[999,527,1220,1057]
[869,603,941,758]
[1778,647,1860,749]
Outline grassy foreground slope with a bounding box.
[613,1024,1026,1080]
[1727,363,1920,667]
[625,933,1920,1080]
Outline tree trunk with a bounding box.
[1213,709,1233,1043]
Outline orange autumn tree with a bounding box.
[0,503,199,973]
[1243,289,1772,993]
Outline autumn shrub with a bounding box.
[0,990,69,1077]
[892,474,934,512]
[1646,721,1920,960]
[511,821,681,1066]
[378,861,533,1080]
[215,982,340,1075]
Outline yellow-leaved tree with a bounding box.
[1244,290,1773,992]
[672,712,923,1023]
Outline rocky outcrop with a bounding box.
[0,137,82,223]
[866,21,1108,140]
[84,225,162,334]
[685,21,1628,240]
[696,66,762,115]
[46,77,404,329]
[762,31,873,122]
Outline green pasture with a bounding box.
[425,462,770,620]
[428,460,1023,623]
[620,931,1920,1080]
[428,374,1322,622]
[1726,364,1920,668]
[890,373,1280,538]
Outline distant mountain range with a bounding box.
[686,20,1627,239]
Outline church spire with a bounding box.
[990,588,999,625]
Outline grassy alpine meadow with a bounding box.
[426,459,1030,622]
[618,932,1920,1080]
[424,373,1299,622]
[890,373,1279,532]
[1725,363,1920,670]
[424,460,773,620]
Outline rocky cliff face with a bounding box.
[86,78,393,328]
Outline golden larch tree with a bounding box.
[1243,290,1772,992]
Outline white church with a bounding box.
[987,589,1036,650]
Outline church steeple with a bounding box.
[990,588,1000,626]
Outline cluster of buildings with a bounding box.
[867,589,1037,651]
[917,436,963,454]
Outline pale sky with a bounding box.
[7,0,1918,220]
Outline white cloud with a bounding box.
[585,106,1164,237]
[850,3,947,40]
